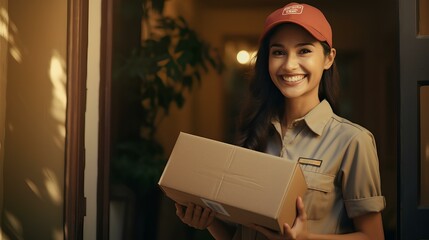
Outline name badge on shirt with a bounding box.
[298,157,323,167]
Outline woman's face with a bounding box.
[268,24,335,103]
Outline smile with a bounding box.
[282,74,306,83]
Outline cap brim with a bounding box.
[261,20,329,46]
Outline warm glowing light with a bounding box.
[236,50,250,64]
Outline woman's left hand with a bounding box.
[252,196,308,240]
[175,202,216,230]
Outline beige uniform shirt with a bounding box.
[233,100,385,239]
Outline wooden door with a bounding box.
[398,0,429,239]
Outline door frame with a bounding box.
[97,0,113,238]
[64,0,88,239]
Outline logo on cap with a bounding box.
[282,4,304,15]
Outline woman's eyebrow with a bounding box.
[269,43,284,48]
[269,42,315,48]
[296,42,315,47]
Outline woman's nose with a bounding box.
[283,54,298,70]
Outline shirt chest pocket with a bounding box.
[302,170,335,220]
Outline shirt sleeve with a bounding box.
[340,129,386,218]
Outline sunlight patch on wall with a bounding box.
[0,8,22,63]
[52,228,62,240]
[1,228,11,240]
[24,168,62,206]
[49,51,67,144]
[0,8,8,41]
[43,168,62,206]
[25,179,42,199]
[3,211,23,240]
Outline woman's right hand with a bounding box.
[175,202,216,230]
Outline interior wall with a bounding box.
[0,0,8,236]
[156,0,219,155]
[1,1,67,239]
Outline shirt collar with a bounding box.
[303,100,333,136]
[271,100,333,136]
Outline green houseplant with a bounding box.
[109,0,223,238]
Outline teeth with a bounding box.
[282,75,305,82]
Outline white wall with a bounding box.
[84,0,101,239]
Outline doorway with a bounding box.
[99,0,399,239]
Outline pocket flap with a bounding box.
[302,171,335,193]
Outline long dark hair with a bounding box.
[235,24,340,151]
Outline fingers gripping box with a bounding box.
[158,132,307,233]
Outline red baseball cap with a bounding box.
[261,2,333,47]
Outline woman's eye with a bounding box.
[299,49,311,54]
[271,49,285,56]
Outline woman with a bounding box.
[175,2,385,239]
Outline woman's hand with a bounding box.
[175,202,216,230]
[252,196,308,240]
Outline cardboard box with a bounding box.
[158,132,307,233]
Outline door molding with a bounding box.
[65,0,88,239]
[98,0,113,238]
